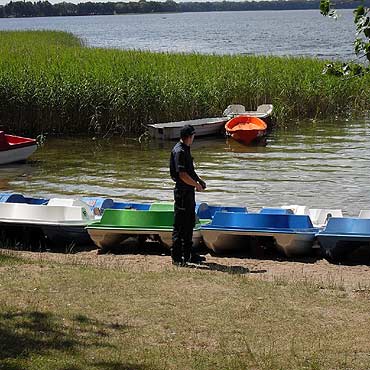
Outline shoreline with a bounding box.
[2,248,370,291]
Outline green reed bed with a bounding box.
[0,30,369,135]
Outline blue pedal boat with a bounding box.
[316,217,370,261]
[201,212,319,256]
[197,204,247,220]
[149,202,246,222]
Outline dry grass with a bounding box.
[1,249,370,370]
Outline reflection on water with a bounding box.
[0,117,369,215]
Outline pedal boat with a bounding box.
[201,212,318,256]
[266,206,343,228]
[86,209,202,250]
[149,202,248,225]
[0,199,95,246]
[0,131,37,165]
[316,217,370,262]
[225,116,267,145]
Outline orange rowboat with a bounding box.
[225,116,267,145]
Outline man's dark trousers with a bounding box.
[172,188,196,262]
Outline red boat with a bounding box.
[0,131,37,165]
[225,116,267,145]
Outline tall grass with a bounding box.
[0,30,369,135]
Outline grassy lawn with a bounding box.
[1,250,370,369]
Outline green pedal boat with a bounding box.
[86,209,202,250]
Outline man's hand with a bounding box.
[195,182,204,192]
[198,179,207,190]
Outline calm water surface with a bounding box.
[1,117,369,216]
[0,11,367,213]
[0,10,356,59]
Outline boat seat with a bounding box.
[256,104,273,115]
[208,212,314,230]
[358,210,370,219]
[309,209,343,227]
[47,198,94,217]
[23,197,49,205]
[149,202,242,220]
[0,192,26,203]
[223,104,246,116]
[260,207,294,215]
[201,205,247,219]
[111,202,150,210]
[81,197,114,213]
[150,203,174,211]
[281,205,309,215]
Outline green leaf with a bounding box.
[320,0,337,18]
[320,0,331,16]
[354,5,365,23]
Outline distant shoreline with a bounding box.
[0,0,369,18]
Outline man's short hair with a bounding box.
[180,125,195,139]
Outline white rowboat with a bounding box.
[147,104,273,140]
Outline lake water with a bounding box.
[1,117,369,216]
[0,10,368,215]
[0,9,356,60]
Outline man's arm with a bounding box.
[193,172,206,190]
[179,172,203,192]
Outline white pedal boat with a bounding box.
[0,198,95,245]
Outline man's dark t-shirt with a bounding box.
[170,141,200,190]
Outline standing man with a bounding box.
[170,124,207,266]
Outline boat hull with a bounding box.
[201,228,315,256]
[148,117,228,140]
[229,129,265,145]
[87,227,202,249]
[86,228,140,249]
[0,144,37,165]
[42,225,93,246]
[0,201,95,247]
[225,116,267,145]
[317,218,370,261]
[201,212,318,256]
[86,209,202,251]
[317,234,370,261]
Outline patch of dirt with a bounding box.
[3,246,370,291]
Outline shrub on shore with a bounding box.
[0,30,369,135]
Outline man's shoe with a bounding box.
[172,259,185,267]
[188,254,206,264]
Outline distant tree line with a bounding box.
[0,0,368,18]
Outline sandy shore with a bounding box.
[4,246,370,291]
